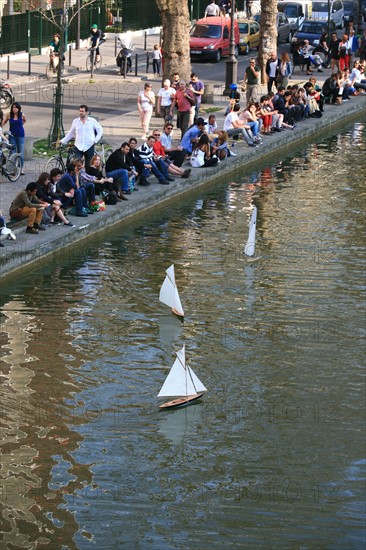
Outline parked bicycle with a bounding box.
[44,143,75,173]
[94,138,113,170]
[0,143,22,182]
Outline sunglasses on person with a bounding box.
[166,126,173,130]
[153,133,160,137]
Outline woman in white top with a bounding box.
[137,83,156,139]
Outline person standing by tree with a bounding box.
[59,105,103,169]
[244,58,260,104]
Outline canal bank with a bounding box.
[1,96,366,281]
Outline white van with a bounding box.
[278,1,313,31]
[311,0,345,28]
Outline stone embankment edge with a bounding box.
[1,98,365,282]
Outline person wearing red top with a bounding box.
[152,130,191,178]
[170,81,196,138]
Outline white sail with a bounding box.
[157,345,207,397]
[244,206,257,257]
[159,264,184,316]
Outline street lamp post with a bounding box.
[224,0,238,95]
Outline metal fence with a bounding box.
[0,0,232,55]
[0,1,106,55]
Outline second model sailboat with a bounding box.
[159,264,184,319]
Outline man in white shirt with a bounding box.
[205,1,220,16]
[60,104,103,168]
[157,79,176,123]
[223,104,256,147]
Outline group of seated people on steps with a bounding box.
[5,63,366,238]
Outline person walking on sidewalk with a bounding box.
[152,44,162,77]
[3,102,26,175]
[137,83,156,140]
[59,104,103,168]
[157,79,176,123]
[9,182,48,234]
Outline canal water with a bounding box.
[1,120,365,549]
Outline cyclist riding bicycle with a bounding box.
[49,33,65,69]
[88,24,105,63]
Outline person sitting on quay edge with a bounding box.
[273,87,297,128]
[35,172,74,226]
[138,136,174,185]
[152,129,191,179]
[127,137,149,186]
[160,123,189,167]
[180,117,206,155]
[57,164,90,217]
[9,182,48,234]
[190,134,219,168]
[74,158,97,204]
[105,143,137,197]
[87,154,122,201]
[349,60,366,94]
[223,104,257,147]
[322,73,341,104]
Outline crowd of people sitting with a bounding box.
[3,54,366,240]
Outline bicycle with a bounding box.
[86,47,102,73]
[46,54,64,80]
[0,143,22,182]
[94,138,113,170]
[44,143,75,173]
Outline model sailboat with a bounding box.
[244,206,261,262]
[157,345,207,409]
[159,264,184,319]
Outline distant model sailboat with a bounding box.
[157,345,207,409]
[159,264,184,319]
[244,206,261,262]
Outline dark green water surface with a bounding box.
[1,121,365,549]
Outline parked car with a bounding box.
[342,1,357,25]
[277,1,313,32]
[254,12,293,42]
[189,16,240,62]
[311,0,345,28]
[237,19,260,54]
[292,18,336,46]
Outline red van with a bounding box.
[190,16,240,62]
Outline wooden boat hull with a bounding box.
[245,255,262,263]
[171,308,184,321]
[159,393,204,409]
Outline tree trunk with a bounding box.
[154,0,191,81]
[257,0,278,84]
